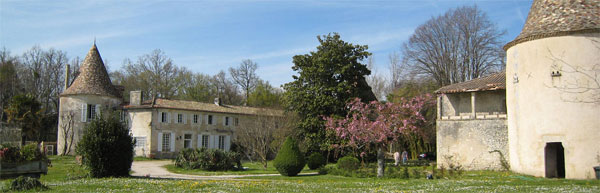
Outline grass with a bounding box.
[165,160,318,176]
[0,155,598,192]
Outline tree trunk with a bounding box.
[377,147,385,178]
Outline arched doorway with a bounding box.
[545,142,565,178]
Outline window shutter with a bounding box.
[170,132,175,152]
[209,135,215,149]
[205,115,208,125]
[95,104,101,118]
[157,132,163,152]
[223,117,226,126]
[81,104,87,122]
[183,114,187,124]
[198,114,202,124]
[168,113,171,123]
[225,135,231,151]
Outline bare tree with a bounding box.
[20,46,68,113]
[235,111,292,169]
[119,49,182,99]
[211,70,242,105]
[229,59,258,105]
[388,51,404,90]
[402,5,505,87]
[59,111,76,155]
[365,57,388,101]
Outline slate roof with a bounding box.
[61,44,121,98]
[504,0,600,50]
[435,72,505,94]
[124,98,284,117]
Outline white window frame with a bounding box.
[158,132,175,152]
[218,135,225,150]
[193,114,199,124]
[207,115,213,125]
[199,134,209,148]
[177,113,183,124]
[183,134,193,149]
[134,136,146,149]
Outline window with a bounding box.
[225,117,230,126]
[162,133,171,152]
[87,104,96,120]
[193,114,199,124]
[134,137,146,148]
[234,118,239,126]
[208,115,213,125]
[218,135,225,150]
[183,134,192,149]
[177,114,183,123]
[120,111,128,122]
[161,112,168,123]
[201,135,209,148]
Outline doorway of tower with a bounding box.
[545,142,565,178]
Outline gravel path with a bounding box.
[130,160,316,180]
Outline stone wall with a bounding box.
[0,123,21,146]
[437,119,508,170]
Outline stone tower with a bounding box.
[504,0,599,179]
[57,43,123,155]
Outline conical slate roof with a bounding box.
[61,44,121,98]
[504,0,600,50]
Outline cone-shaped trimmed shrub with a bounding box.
[307,152,326,170]
[273,137,305,176]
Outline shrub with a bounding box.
[273,137,305,176]
[307,152,326,170]
[0,144,46,163]
[337,156,360,171]
[0,145,22,163]
[175,148,239,171]
[76,114,134,178]
[21,144,45,161]
[9,176,48,191]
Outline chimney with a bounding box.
[64,64,70,90]
[130,91,143,106]
[214,98,221,106]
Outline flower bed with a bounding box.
[0,144,48,179]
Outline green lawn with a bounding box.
[1,156,599,192]
[165,160,318,176]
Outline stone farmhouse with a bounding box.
[57,44,283,158]
[437,0,599,179]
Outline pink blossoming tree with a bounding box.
[324,94,434,177]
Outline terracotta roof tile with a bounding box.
[124,98,284,117]
[435,72,505,94]
[504,0,600,50]
[61,44,121,98]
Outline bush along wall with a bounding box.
[273,137,305,176]
[175,148,240,171]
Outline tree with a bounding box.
[211,70,242,105]
[229,59,259,105]
[235,111,288,169]
[247,80,283,108]
[283,33,377,153]
[3,95,43,143]
[0,48,21,121]
[324,95,434,177]
[20,46,68,113]
[365,57,388,101]
[118,49,183,99]
[76,113,134,177]
[273,136,305,176]
[402,5,505,87]
[58,110,76,155]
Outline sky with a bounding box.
[0,0,533,88]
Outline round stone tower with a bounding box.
[57,43,123,155]
[504,0,599,179]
